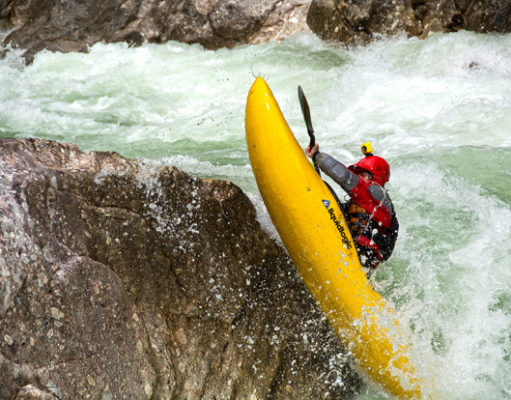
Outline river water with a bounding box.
[1,31,511,399]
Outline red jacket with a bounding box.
[314,152,398,267]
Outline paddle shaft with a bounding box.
[297,85,320,175]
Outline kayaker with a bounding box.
[305,142,399,276]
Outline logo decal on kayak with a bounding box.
[327,207,352,249]
[322,200,330,209]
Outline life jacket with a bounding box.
[344,199,399,267]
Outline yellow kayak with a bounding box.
[245,77,422,399]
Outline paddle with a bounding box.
[297,85,321,175]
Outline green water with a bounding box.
[2,31,511,399]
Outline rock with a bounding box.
[0,0,311,64]
[307,0,415,44]
[0,138,361,399]
[307,0,511,44]
[1,0,510,64]
[13,384,56,400]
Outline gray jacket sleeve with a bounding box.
[314,152,359,192]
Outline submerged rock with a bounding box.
[307,0,511,44]
[0,138,361,399]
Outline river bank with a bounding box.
[1,0,511,64]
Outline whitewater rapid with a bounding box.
[1,31,511,399]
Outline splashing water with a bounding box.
[2,30,511,399]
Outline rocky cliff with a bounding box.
[0,0,310,64]
[1,0,511,64]
[0,138,361,400]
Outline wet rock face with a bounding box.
[0,0,310,63]
[2,0,509,64]
[307,0,511,43]
[0,138,361,399]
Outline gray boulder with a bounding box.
[307,0,511,44]
[0,0,310,64]
[0,138,361,400]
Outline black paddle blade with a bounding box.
[298,85,321,176]
[297,85,315,147]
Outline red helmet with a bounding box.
[349,155,390,186]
